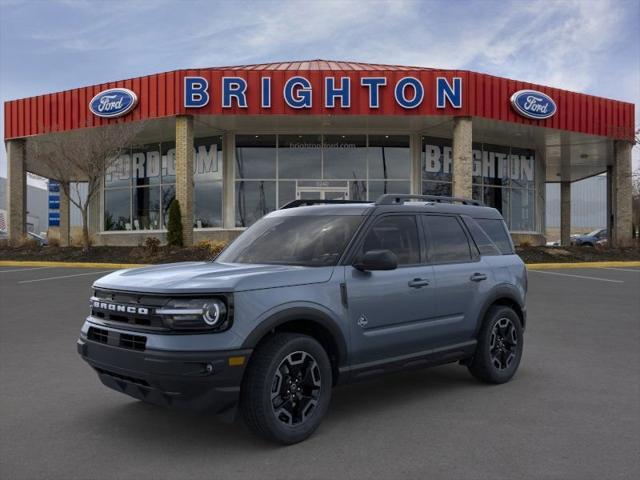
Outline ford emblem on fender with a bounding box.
[510,89,557,120]
[89,88,138,118]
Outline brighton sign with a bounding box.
[183,76,463,110]
[510,89,557,120]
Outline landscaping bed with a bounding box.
[1,241,639,265]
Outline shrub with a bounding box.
[518,240,532,248]
[195,240,227,258]
[166,200,183,247]
[48,237,61,248]
[143,236,161,255]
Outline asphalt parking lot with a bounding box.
[1,264,639,480]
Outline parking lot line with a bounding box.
[529,270,624,283]
[17,270,113,284]
[0,266,56,273]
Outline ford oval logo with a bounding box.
[89,88,138,118]
[510,89,556,120]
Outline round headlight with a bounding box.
[203,300,226,326]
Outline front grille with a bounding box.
[119,333,146,351]
[90,289,168,330]
[94,367,149,387]
[88,327,108,344]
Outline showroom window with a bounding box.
[422,136,537,232]
[104,136,223,231]
[235,134,411,227]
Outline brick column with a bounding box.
[222,133,236,228]
[175,115,194,246]
[611,141,633,247]
[560,181,571,246]
[59,182,70,247]
[6,139,27,244]
[452,117,472,198]
[410,133,422,195]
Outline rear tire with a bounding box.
[240,333,332,444]
[468,306,523,384]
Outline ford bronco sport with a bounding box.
[78,194,527,444]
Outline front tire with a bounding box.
[240,333,332,444]
[468,306,523,384]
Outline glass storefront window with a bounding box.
[132,186,160,230]
[104,188,131,231]
[278,135,322,179]
[509,189,535,231]
[132,143,161,187]
[161,184,175,227]
[194,136,223,228]
[105,154,131,188]
[236,180,277,227]
[368,135,410,180]
[323,135,367,180]
[236,135,276,179]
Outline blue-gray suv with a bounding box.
[78,194,527,444]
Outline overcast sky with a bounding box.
[1,0,638,180]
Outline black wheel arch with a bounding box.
[475,285,526,335]
[241,307,348,384]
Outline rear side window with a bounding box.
[360,215,420,265]
[475,218,514,254]
[462,217,501,256]
[422,215,471,263]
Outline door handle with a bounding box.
[408,278,430,288]
[470,273,488,282]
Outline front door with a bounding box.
[345,214,438,365]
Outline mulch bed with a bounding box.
[1,244,638,265]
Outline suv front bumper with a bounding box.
[77,336,251,414]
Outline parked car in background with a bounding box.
[571,229,607,247]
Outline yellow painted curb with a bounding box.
[0,260,148,269]
[526,261,640,270]
[1,259,639,270]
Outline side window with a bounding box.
[475,218,514,254]
[422,215,472,263]
[462,216,501,256]
[360,215,420,265]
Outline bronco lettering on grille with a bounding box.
[92,300,149,315]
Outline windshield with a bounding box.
[217,215,363,266]
[587,229,603,237]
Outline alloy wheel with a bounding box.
[490,317,518,370]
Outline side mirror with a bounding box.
[353,249,398,271]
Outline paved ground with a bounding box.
[1,265,639,480]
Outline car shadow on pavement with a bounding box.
[81,363,482,449]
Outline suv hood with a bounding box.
[93,261,335,294]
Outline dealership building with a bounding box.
[3,60,636,246]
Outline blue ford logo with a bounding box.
[510,89,556,120]
[89,88,138,118]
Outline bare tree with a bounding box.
[27,121,144,250]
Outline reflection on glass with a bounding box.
[422,181,452,197]
[104,188,131,231]
[194,181,223,228]
[106,153,131,188]
[368,180,410,201]
[509,189,535,231]
[510,147,535,189]
[483,186,508,217]
[323,135,366,179]
[161,142,176,183]
[132,186,160,230]
[422,137,453,183]
[368,135,410,180]
[236,135,276,179]
[162,185,175,228]
[194,136,222,183]
[132,144,161,187]
[278,135,322,179]
[236,180,277,227]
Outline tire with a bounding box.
[240,333,332,444]
[468,306,523,384]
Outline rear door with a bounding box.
[421,214,492,346]
[345,214,437,364]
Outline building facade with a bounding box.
[3,60,636,247]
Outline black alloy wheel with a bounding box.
[489,317,518,371]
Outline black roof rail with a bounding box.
[375,194,484,206]
[280,199,372,209]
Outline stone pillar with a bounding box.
[6,139,27,244]
[410,133,422,195]
[611,141,633,247]
[59,182,70,247]
[452,116,472,198]
[560,181,571,246]
[222,133,236,228]
[175,115,194,246]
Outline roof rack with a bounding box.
[375,194,484,206]
[280,199,372,209]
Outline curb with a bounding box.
[0,260,148,269]
[2,260,639,270]
[525,261,640,270]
